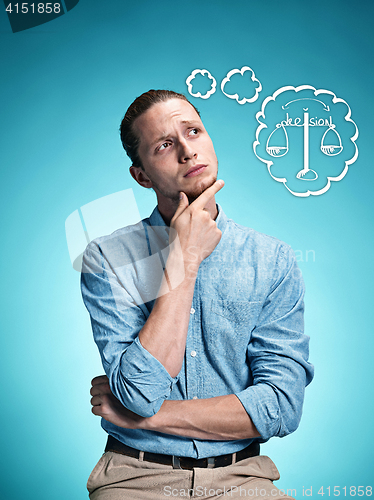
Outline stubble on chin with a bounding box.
[153,173,218,207]
[185,174,217,204]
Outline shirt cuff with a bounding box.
[116,336,178,417]
[235,384,281,441]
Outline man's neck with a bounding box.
[158,196,218,226]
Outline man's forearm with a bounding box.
[144,395,261,441]
[138,250,197,378]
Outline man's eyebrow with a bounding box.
[151,133,169,147]
[151,121,201,147]
[181,120,200,125]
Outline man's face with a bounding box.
[132,99,218,208]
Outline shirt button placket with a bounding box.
[187,305,198,400]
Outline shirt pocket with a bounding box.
[212,299,262,326]
[206,299,263,359]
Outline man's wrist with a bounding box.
[166,248,201,283]
[140,408,161,432]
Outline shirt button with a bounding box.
[190,350,197,357]
[192,396,198,400]
[190,308,195,314]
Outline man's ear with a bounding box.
[129,165,153,189]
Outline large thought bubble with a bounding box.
[253,85,359,197]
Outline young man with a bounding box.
[81,90,314,499]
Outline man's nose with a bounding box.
[178,139,197,163]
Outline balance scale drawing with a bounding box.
[265,98,343,181]
[253,85,358,197]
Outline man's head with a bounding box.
[120,90,218,219]
[120,90,199,170]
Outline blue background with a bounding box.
[1,0,373,498]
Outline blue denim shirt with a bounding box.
[81,205,314,459]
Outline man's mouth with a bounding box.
[184,165,207,178]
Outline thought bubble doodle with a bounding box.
[221,66,262,104]
[186,69,217,99]
[253,85,359,197]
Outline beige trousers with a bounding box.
[87,451,295,500]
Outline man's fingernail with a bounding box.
[217,179,224,186]
[179,192,183,200]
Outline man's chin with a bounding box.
[185,175,217,204]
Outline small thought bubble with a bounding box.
[221,66,262,104]
[186,69,217,99]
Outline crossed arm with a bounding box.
[90,376,260,441]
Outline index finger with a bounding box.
[190,179,225,210]
[91,375,109,386]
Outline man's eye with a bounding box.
[188,128,199,136]
[158,142,170,151]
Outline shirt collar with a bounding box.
[215,203,228,233]
[148,206,167,228]
[148,203,228,234]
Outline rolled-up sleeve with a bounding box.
[235,246,314,441]
[81,241,177,418]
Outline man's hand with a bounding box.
[90,375,146,430]
[170,179,224,275]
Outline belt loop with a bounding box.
[172,456,181,469]
[207,457,215,469]
[232,452,237,464]
[139,451,144,462]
